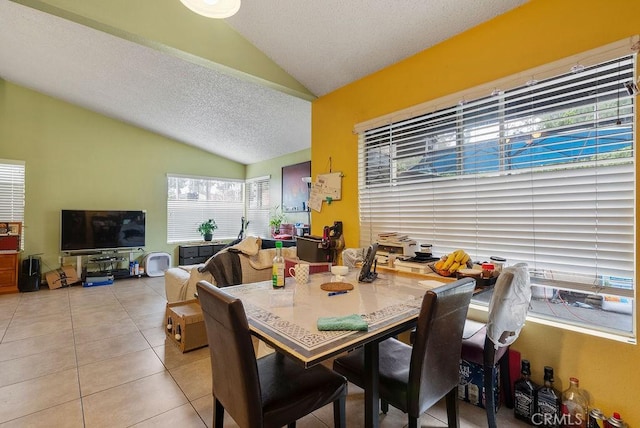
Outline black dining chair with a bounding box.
[333,277,476,428]
[196,280,348,428]
[460,263,531,428]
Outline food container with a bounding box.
[489,256,506,272]
[420,244,433,255]
[481,263,495,279]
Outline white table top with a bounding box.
[223,269,447,367]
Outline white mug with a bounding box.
[288,263,310,284]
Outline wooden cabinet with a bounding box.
[178,243,226,265]
[0,252,19,294]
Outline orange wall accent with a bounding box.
[312,0,640,421]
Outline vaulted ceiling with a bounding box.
[0,0,528,164]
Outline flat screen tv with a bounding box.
[61,210,146,252]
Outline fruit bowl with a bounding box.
[428,261,455,277]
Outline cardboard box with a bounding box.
[458,358,500,413]
[45,265,81,289]
[165,299,208,352]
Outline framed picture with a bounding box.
[0,222,21,235]
[282,161,311,213]
[8,222,20,234]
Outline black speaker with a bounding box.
[19,256,41,292]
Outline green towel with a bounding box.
[317,314,368,331]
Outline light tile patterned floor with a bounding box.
[0,276,529,427]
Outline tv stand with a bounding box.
[60,249,144,282]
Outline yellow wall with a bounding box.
[0,80,306,269]
[312,0,639,421]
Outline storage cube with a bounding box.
[165,299,207,352]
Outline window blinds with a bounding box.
[167,174,244,243]
[359,55,636,295]
[245,176,270,237]
[0,160,25,222]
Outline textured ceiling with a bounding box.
[0,0,528,165]
[226,1,529,97]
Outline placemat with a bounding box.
[320,282,354,292]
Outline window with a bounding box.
[0,159,25,248]
[358,51,636,340]
[167,174,244,243]
[245,176,271,237]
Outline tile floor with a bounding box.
[0,276,529,427]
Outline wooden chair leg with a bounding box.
[445,387,460,428]
[334,396,346,428]
[213,398,224,428]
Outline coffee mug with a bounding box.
[289,263,310,284]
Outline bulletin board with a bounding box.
[308,172,343,212]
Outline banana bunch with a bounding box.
[434,249,470,274]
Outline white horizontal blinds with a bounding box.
[0,159,25,222]
[167,174,244,243]
[245,176,270,237]
[359,54,635,292]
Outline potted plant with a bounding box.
[269,206,287,236]
[198,219,218,241]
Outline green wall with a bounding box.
[0,80,305,270]
[247,149,311,228]
[24,0,313,100]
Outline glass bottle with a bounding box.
[272,241,285,289]
[561,377,588,428]
[536,366,561,428]
[514,359,538,424]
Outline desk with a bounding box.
[223,269,446,428]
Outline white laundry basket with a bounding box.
[143,252,172,277]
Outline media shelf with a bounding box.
[60,249,144,282]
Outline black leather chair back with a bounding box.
[409,277,476,416]
[198,281,263,427]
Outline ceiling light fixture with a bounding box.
[179,0,241,18]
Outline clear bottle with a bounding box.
[272,241,285,289]
[514,359,538,424]
[536,366,561,428]
[561,377,588,428]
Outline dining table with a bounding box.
[222,268,450,428]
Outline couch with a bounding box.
[165,236,298,303]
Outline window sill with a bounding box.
[469,300,636,345]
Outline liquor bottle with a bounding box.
[514,359,538,424]
[561,377,588,427]
[272,241,285,289]
[536,366,561,428]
